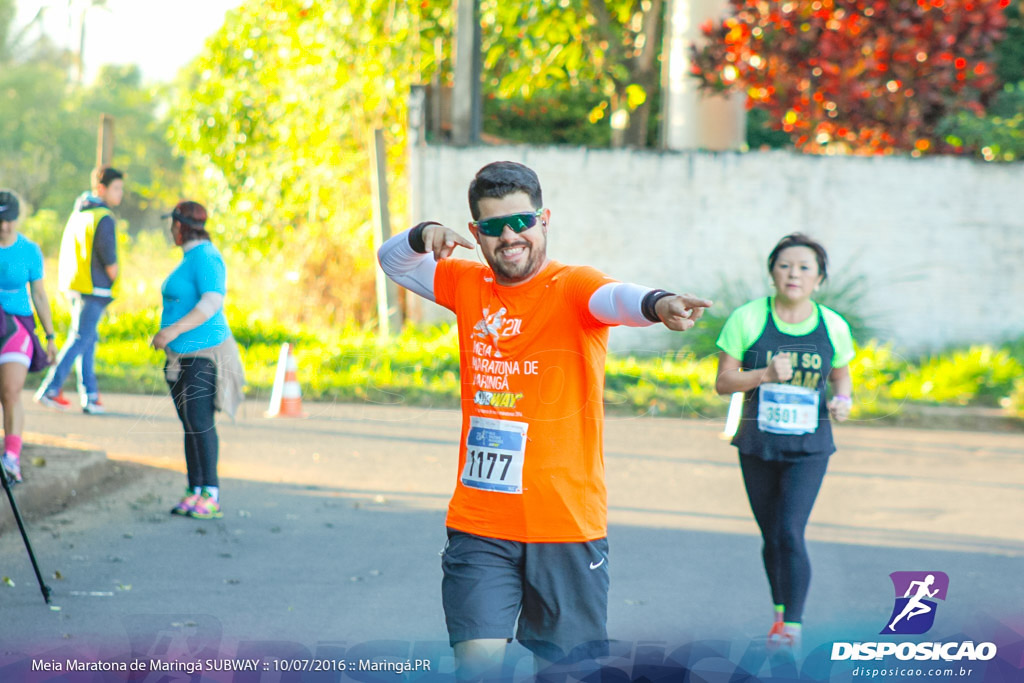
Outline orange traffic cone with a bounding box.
[266,342,306,418]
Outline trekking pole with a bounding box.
[0,466,51,604]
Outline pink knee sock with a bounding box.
[4,435,22,458]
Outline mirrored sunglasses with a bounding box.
[472,209,543,237]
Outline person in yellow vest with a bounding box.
[35,167,123,414]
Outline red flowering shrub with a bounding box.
[690,0,1011,154]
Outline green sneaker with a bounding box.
[188,491,223,519]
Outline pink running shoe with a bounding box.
[170,491,201,516]
[188,491,223,519]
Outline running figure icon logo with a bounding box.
[881,571,950,635]
[472,307,507,357]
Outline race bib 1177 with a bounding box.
[461,416,528,494]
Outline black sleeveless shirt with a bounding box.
[732,299,838,462]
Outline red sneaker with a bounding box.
[35,390,72,410]
[767,621,786,650]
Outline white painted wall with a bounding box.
[408,145,1024,354]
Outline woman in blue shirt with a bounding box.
[151,201,243,520]
[0,190,58,483]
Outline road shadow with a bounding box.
[0,469,1021,682]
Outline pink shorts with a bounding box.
[0,317,33,368]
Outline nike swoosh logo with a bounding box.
[589,558,606,570]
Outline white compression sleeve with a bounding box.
[376,230,438,302]
[588,282,656,327]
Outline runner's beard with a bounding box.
[484,239,547,284]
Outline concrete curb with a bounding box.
[0,434,110,534]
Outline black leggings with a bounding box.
[168,357,219,490]
[739,453,829,623]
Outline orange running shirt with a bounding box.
[434,258,616,542]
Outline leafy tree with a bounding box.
[994,0,1024,82]
[0,0,13,60]
[484,87,613,147]
[690,0,1011,155]
[0,2,179,226]
[940,81,1024,160]
[74,65,184,227]
[937,1,1023,161]
[481,0,665,147]
[169,0,443,324]
[0,59,74,208]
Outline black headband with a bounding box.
[162,210,205,229]
[0,193,19,221]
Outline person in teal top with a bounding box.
[158,235,229,354]
[0,232,44,317]
[151,201,234,521]
[715,233,854,657]
[0,190,58,484]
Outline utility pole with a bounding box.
[660,0,746,151]
[96,113,114,167]
[370,129,402,338]
[450,0,482,145]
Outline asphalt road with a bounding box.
[1,393,1022,681]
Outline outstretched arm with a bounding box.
[588,284,712,330]
[377,222,474,302]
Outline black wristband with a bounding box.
[45,333,56,341]
[408,221,443,254]
[641,289,676,323]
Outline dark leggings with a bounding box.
[168,357,219,490]
[739,453,829,623]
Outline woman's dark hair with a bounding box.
[172,200,210,242]
[767,233,829,281]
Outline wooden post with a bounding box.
[96,114,114,167]
[451,0,482,145]
[406,87,427,325]
[370,128,402,339]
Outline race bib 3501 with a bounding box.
[757,383,819,435]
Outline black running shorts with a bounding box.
[440,528,610,663]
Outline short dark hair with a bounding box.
[172,200,210,242]
[467,161,543,220]
[92,166,124,188]
[767,233,829,281]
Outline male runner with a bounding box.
[377,161,712,676]
[36,166,124,414]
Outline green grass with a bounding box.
[22,233,1024,422]
[23,306,1024,424]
